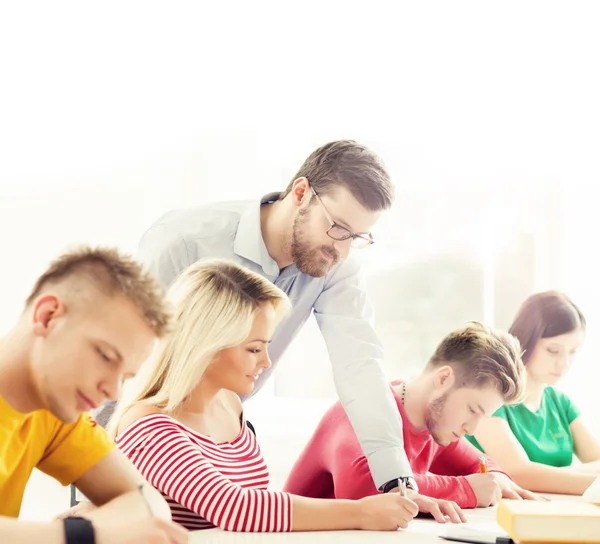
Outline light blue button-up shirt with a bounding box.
[100,192,413,488]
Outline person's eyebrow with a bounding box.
[95,340,123,362]
[332,215,355,231]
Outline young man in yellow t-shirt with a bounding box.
[0,247,188,544]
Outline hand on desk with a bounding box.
[56,504,187,544]
[406,490,467,524]
[94,518,188,544]
[465,472,545,507]
[55,489,188,543]
[357,493,418,530]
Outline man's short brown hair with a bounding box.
[279,140,394,211]
[426,321,525,404]
[26,246,171,337]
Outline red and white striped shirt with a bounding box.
[116,414,292,532]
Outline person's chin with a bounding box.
[57,409,80,425]
[236,379,256,396]
[48,396,79,424]
[309,260,333,278]
[433,433,454,447]
[298,262,326,278]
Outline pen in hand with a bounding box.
[139,483,154,518]
[398,478,407,497]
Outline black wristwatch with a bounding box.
[380,476,418,494]
[63,516,95,544]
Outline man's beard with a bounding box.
[425,393,449,446]
[290,208,340,277]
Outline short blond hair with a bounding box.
[26,246,171,337]
[426,321,525,404]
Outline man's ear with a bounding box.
[432,364,456,392]
[31,294,64,338]
[290,177,311,207]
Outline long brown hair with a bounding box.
[509,291,586,365]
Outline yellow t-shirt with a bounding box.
[0,393,115,517]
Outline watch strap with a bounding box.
[63,516,95,544]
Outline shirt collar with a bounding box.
[234,192,281,277]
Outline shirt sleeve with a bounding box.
[330,440,479,507]
[117,415,292,532]
[323,419,381,500]
[313,255,413,489]
[137,223,191,288]
[332,454,381,500]
[554,388,581,424]
[491,404,509,419]
[425,438,497,508]
[319,431,478,508]
[413,473,477,508]
[37,413,116,486]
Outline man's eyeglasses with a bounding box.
[310,186,374,249]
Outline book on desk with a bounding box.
[441,477,600,544]
[496,498,600,543]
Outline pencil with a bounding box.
[139,483,154,517]
[478,455,488,473]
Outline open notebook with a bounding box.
[441,520,510,544]
[583,476,600,504]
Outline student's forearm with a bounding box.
[510,462,597,494]
[0,517,64,544]
[85,488,170,525]
[291,495,362,531]
[562,459,600,475]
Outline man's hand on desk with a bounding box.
[490,472,547,502]
[357,493,419,530]
[405,490,467,524]
[465,472,546,507]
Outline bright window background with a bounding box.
[1,0,599,520]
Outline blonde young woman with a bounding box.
[106,259,418,533]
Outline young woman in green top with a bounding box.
[467,291,600,495]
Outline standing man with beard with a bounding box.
[93,140,455,518]
[283,322,539,518]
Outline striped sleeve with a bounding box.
[116,414,292,532]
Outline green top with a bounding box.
[466,387,580,467]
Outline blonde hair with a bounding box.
[426,321,526,404]
[107,259,290,437]
[26,246,171,337]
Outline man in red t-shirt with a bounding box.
[284,322,539,519]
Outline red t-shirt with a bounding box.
[283,381,500,508]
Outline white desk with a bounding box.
[189,494,581,543]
